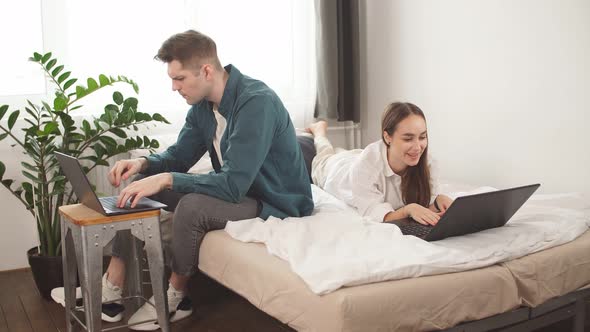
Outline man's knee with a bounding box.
[173,193,218,228]
[173,193,229,234]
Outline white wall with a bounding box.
[359,0,590,195]
[0,141,39,271]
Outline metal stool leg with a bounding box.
[77,225,105,332]
[61,220,82,332]
[126,229,145,311]
[142,216,170,332]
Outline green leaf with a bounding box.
[58,71,71,84]
[2,179,14,188]
[51,65,64,77]
[93,143,106,157]
[33,52,42,61]
[54,96,67,112]
[87,78,98,91]
[22,182,32,192]
[79,155,98,162]
[22,171,42,184]
[75,86,87,98]
[0,105,8,120]
[0,161,5,179]
[82,120,91,136]
[135,112,151,121]
[99,113,111,126]
[42,122,59,135]
[41,101,52,113]
[21,162,38,172]
[99,74,110,86]
[123,97,138,110]
[94,120,103,131]
[113,92,124,105]
[124,138,135,149]
[152,113,170,124]
[48,175,66,183]
[0,133,8,141]
[110,128,127,138]
[46,59,57,70]
[150,139,160,149]
[99,136,117,147]
[8,110,20,130]
[41,52,52,64]
[104,104,119,112]
[63,78,78,91]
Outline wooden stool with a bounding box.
[59,204,170,332]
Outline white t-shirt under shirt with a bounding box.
[212,106,226,166]
[322,140,439,222]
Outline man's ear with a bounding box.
[203,64,214,80]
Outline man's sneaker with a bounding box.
[128,286,192,331]
[49,273,125,322]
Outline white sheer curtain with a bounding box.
[0,0,45,108]
[0,0,316,131]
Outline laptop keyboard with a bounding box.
[398,223,433,238]
[99,196,126,210]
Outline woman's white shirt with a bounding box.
[322,140,439,222]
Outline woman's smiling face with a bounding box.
[383,114,428,173]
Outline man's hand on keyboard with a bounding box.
[108,158,148,187]
[117,173,172,208]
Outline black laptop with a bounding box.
[55,152,167,216]
[386,183,540,241]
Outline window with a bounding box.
[1,0,316,130]
[0,0,45,105]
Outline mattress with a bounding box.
[199,230,522,331]
[194,183,590,331]
[502,230,590,307]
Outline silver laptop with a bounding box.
[386,183,540,241]
[55,152,167,215]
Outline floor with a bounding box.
[0,268,587,332]
[0,268,291,332]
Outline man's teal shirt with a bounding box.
[143,65,314,219]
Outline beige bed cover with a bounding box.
[198,229,590,331]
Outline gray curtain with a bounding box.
[314,0,360,122]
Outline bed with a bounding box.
[136,135,590,331]
[197,184,590,332]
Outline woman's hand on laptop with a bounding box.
[434,195,454,213]
[117,173,172,208]
[108,158,148,187]
[404,204,442,226]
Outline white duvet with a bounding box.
[225,185,590,295]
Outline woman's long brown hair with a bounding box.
[381,102,431,207]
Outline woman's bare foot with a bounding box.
[306,121,328,137]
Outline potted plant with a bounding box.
[0,52,169,299]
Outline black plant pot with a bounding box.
[27,247,64,301]
[27,247,111,301]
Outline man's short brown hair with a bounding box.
[155,30,222,70]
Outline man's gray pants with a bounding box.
[111,189,260,276]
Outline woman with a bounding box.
[307,102,453,225]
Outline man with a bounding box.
[52,30,314,330]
